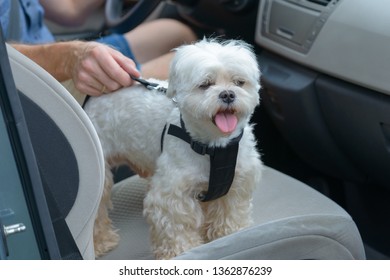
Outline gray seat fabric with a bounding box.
[101,167,366,260]
[7,44,105,260]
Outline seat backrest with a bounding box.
[7,44,104,259]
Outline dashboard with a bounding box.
[255,0,390,95]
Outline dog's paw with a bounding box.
[94,229,120,258]
[154,251,178,260]
[152,235,204,260]
[154,248,190,260]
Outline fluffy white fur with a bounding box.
[85,39,263,259]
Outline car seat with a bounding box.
[7,44,366,260]
[7,44,105,259]
[100,169,366,260]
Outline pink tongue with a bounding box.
[214,112,238,134]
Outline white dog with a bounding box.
[84,39,263,259]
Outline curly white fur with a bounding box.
[85,39,263,259]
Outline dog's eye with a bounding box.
[234,79,246,87]
[199,80,214,90]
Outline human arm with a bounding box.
[39,0,105,26]
[12,41,140,96]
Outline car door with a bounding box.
[0,113,41,259]
[0,28,60,260]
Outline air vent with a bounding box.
[306,0,331,6]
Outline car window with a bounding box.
[0,106,41,259]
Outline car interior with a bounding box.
[1,0,389,260]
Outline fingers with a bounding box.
[104,48,141,84]
[74,74,105,96]
[72,42,140,96]
[112,50,141,79]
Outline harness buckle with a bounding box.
[190,141,208,155]
[131,75,167,94]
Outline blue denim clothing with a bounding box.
[0,0,139,67]
[0,0,55,43]
[96,34,140,69]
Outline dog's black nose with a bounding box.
[219,90,236,104]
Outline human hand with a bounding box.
[71,41,141,96]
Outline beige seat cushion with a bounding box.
[101,166,365,260]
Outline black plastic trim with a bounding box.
[259,51,363,182]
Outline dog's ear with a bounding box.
[166,49,180,98]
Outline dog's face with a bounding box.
[167,39,261,144]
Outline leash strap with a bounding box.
[82,76,167,108]
[130,76,167,93]
[165,119,243,202]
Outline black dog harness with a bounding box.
[162,118,243,202]
[131,76,244,202]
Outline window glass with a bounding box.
[0,106,41,259]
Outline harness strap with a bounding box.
[163,118,243,202]
[167,119,216,156]
[206,141,241,202]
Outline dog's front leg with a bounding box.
[144,175,204,259]
[203,180,254,242]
